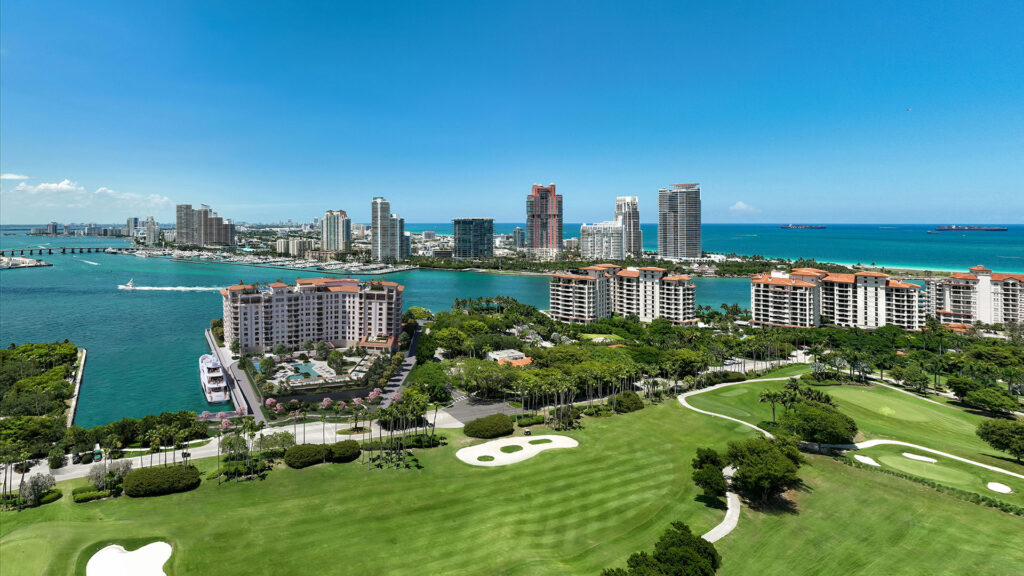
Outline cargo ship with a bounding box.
[935,225,1007,232]
[780,224,826,229]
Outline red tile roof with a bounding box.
[949,273,978,281]
[823,273,855,284]
[498,357,533,367]
[226,284,256,291]
[663,275,692,282]
[886,279,919,290]
[993,273,1024,282]
[616,270,640,278]
[552,273,596,281]
[791,268,830,276]
[752,275,816,288]
[968,265,992,272]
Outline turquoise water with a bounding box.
[406,223,1024,273]
[2,222,1019,426]
[286,362,319,381]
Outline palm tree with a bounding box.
[759,390,783,423]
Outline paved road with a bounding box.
[701,466,739,543]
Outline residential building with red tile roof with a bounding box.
[222,277,403,354]
[549,265,696,325]
[930,265,1023,325]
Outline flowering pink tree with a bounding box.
[368,389,382,403]
[265,398,277,408]
[320,397,334,411]
[336,400,348,412]
[219,419,232,432]
[199,411,212,421]
[393,391,403,403]
[352,397,364,408]
[217,411,230,420]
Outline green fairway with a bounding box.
[851,444,1024,507]
[0,401,744,576]
[713,455,1024,576]
[753,364,812,379]
[688,380,1024,475]
[579,333,624,341]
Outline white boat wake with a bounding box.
[118,285,222,291]
[82,260,100,266]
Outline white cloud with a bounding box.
[1,178,173,220]
[729,201,758,213]
[0,173,29,180]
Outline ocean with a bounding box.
[2,223,1020,426]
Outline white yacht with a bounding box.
[199,354,230,403]
[118,278,136,290]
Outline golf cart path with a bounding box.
[677,378,1024,542]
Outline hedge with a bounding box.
[515,414,545,427]
[328,440,360,463]
[463,413,513,439]
[284,444,326,468]
[612,390,644,413]
[123,465,201,497]
[38,489,63,505]
[73,489,110,503]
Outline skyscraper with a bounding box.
[175,204,235,246]
[453,218,494,259]
[526,183,562,259]
[322,210,352,252]
[615,196,642,257]
[580,221,625,260]
[512,226,526,248]
[658,184,701,259]
[371,197,406,262]
[144,216,160,246]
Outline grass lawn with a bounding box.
[754,363,811,379]
[0,401,743,576]
[714,455,1024,576]
[579,333,624,342]
[688,380,1024,475]
[850,444,1024,507]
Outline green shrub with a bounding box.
[73,489,110,503]
[464,413,513,439]
[328,440,360,463]
[123,465,201,497]
[284,444,326,468]
[515,414,545,427]
[706,371,748,385]
[73,485,99,495]
[38,489,63,505]
[48,447,67,469]
[612,390,644,413]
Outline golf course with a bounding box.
[3,387,1023,575]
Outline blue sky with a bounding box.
[1,1,1022,224]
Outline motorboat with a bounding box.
[118,278,136,290]
[199,354,231,403]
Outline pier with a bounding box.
[67,348,87,427]
[205,329,265,423]
[0,246,138,257]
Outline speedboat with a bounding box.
[118,278,136,290]
[199,354,231,403]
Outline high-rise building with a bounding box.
[580,221,625,260]
[401,230,411,260]
[144,216,160,246]
[512,226,526,248]
[46,222,59,235]
[526,183,563,259]
[371,197,406,262]
[275,239,289,254]
[321,210,352,252]
[615,196,642,257]
[288,238,313,258]
[422,231,436,241]
[175,203,235,246]
[549,264,696,325]
[658,184,701,259]
[750,268,925,330]
[931,265,1024,326]
[126,217,141,238]
[453,218,494,259]
[222,277,404,354]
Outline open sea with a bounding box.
[2,223,1021,426]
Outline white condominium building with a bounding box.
[322,210,352,252]
[549,264,696,325]
[580,221,625,260]
[751,268,923,330]
[371,197,407,262]
[658,184,701,259]
[750,272,821,328]
[932,265,1024,326]
[614,196,643,257]
[222,277,403,354]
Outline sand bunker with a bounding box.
[456,435,578,467]
[902,452,937,463]
[987,482,1012,494]
[87,542,172,576]
[854,455,881,467]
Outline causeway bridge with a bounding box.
[0,246,139,256]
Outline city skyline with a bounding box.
[2,2,1023,225]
